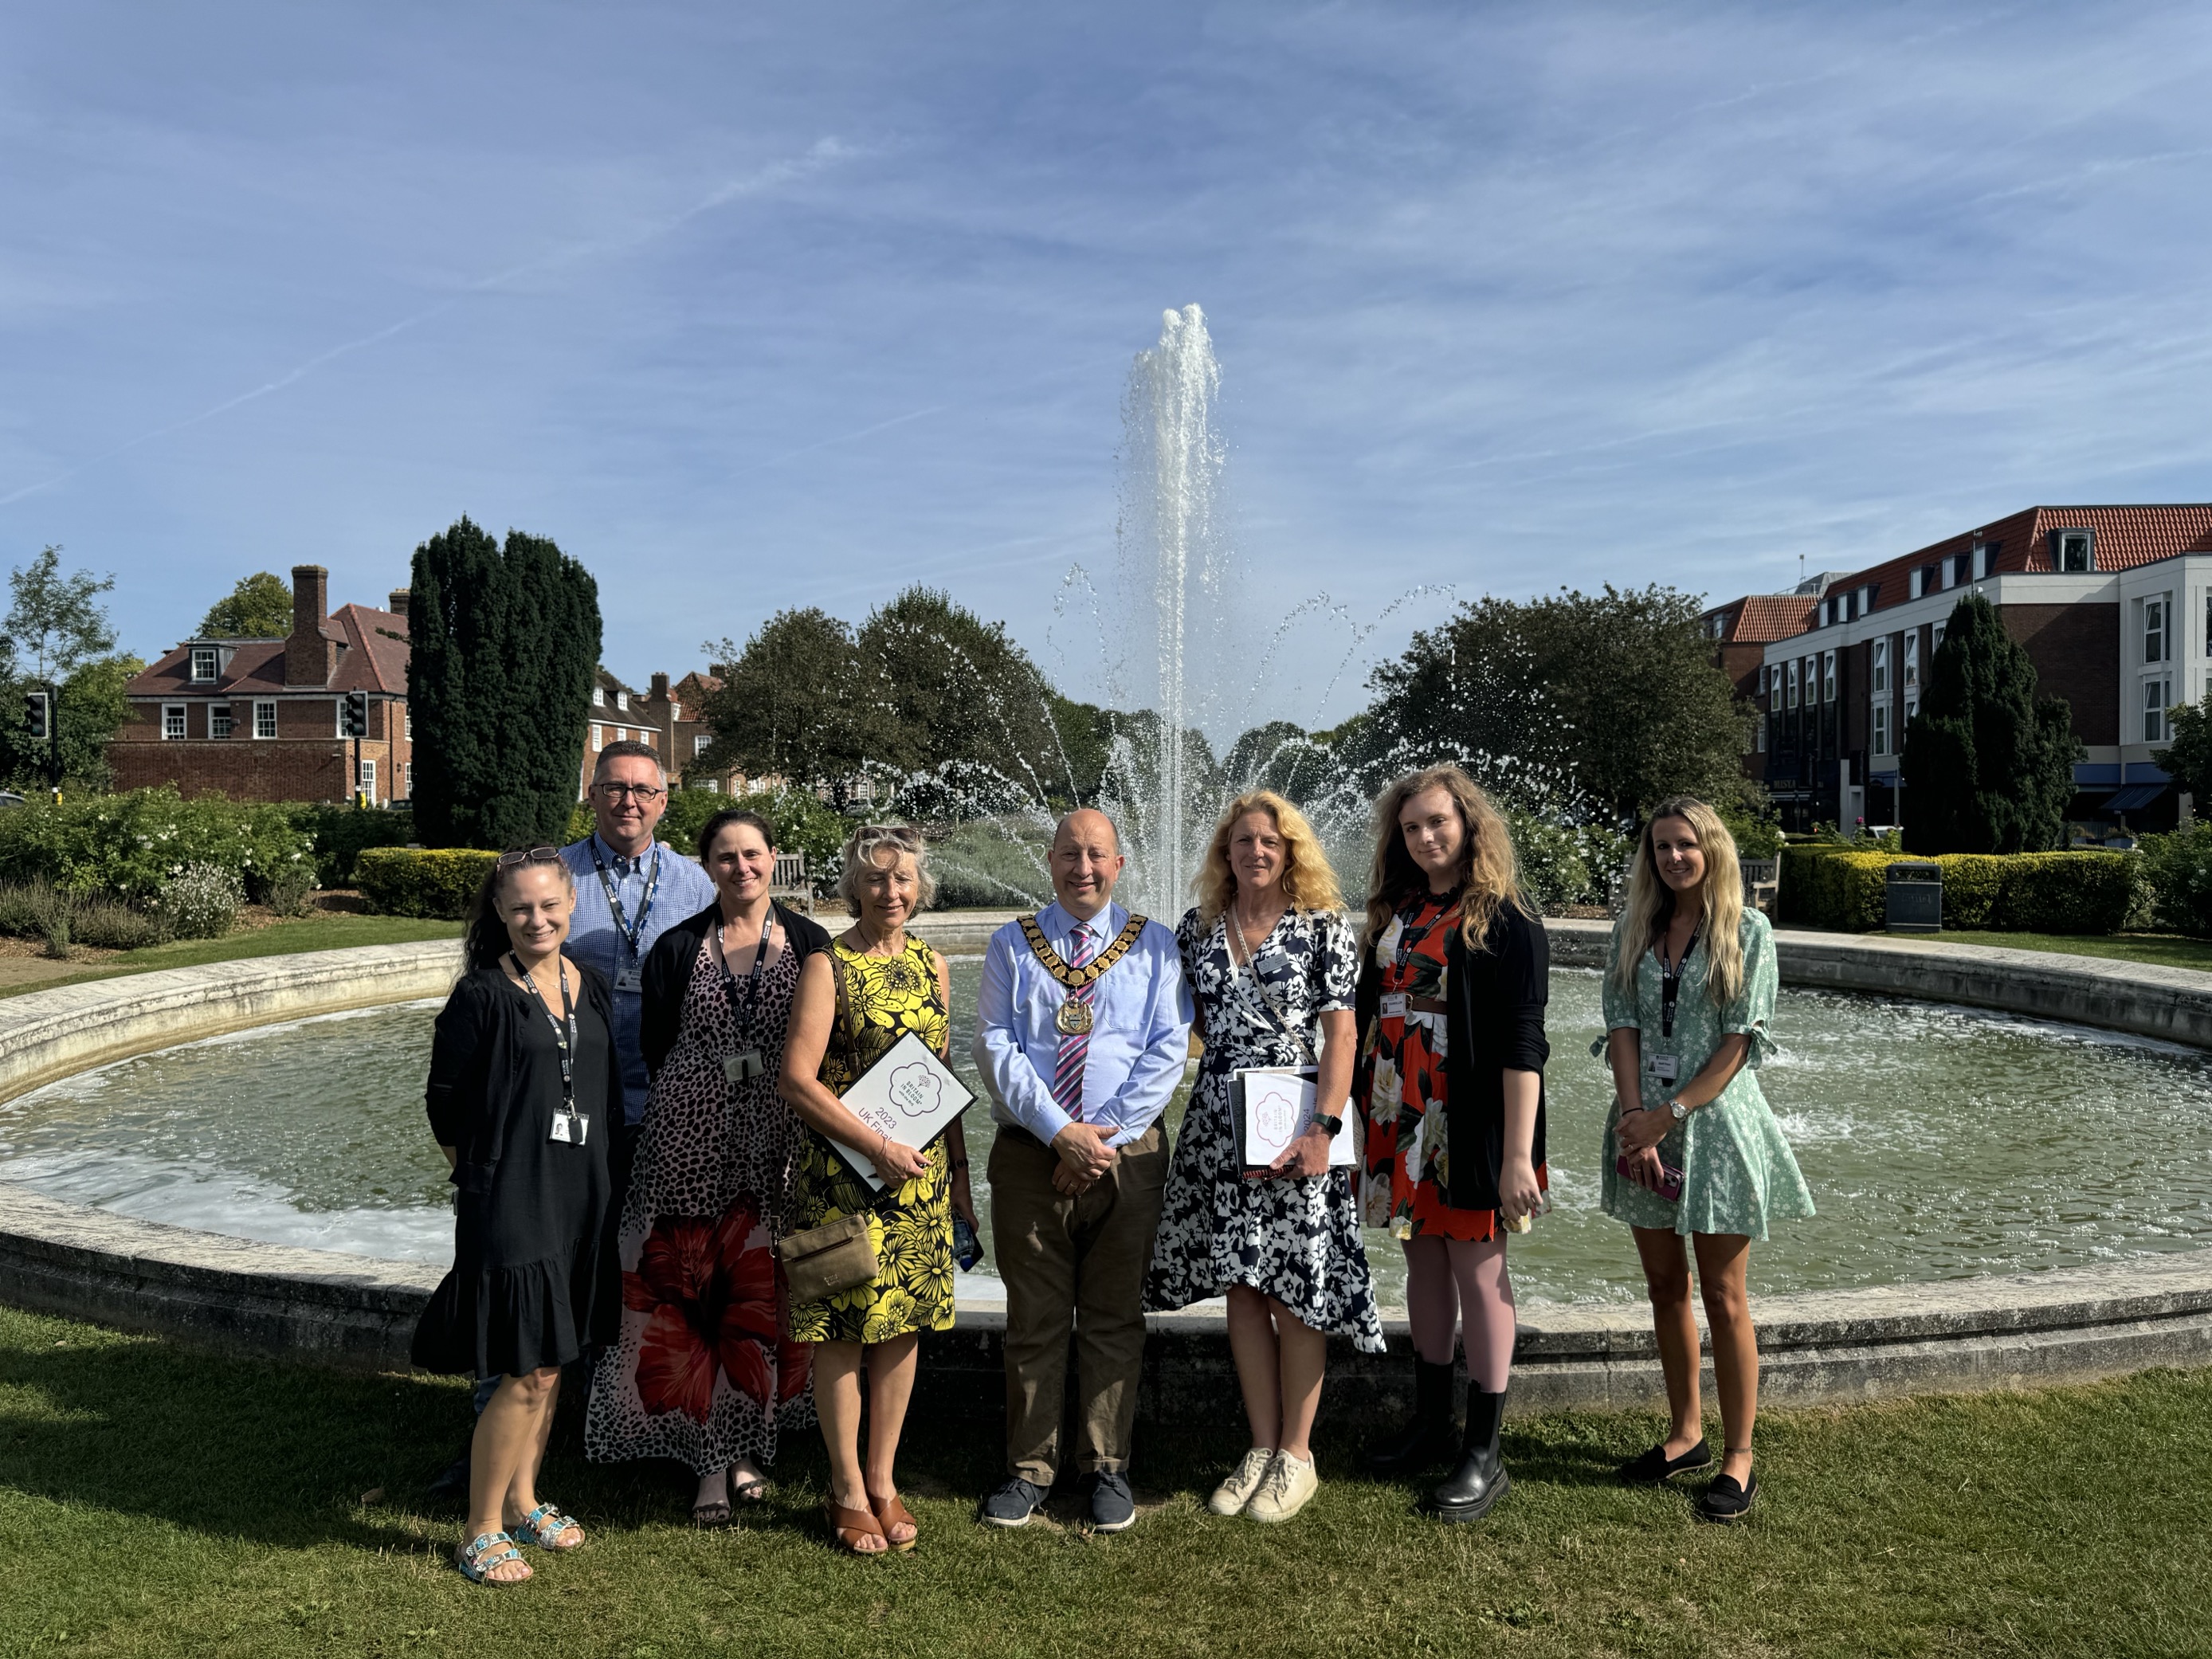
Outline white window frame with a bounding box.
[693,733,711,756]
[403,762,414,797]
[1932,620,1947,655]
[189,646,218,684]
[616,691,629,712]
[253,700,278,739]
[1872,637,1890,693]
[1786,659,1800,709]
[590,724,604,749]
[162,703,186,740]
[403,703,413,739]
[1904,693,1920,727]
[1755,715,1767,754]
[2146,679,2171,743]
[1822,649,1837,704]
[2057,530,2094,571]
[332,700,347,739]
[1768,665,1782,712]
[592,686,606,708]
[358,758,377,802]
[2146,595,2170,665]
[1873,701,1891,756]
[210,704,233,739]
[1904,633,1920,690]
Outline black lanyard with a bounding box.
[511,952,578,1115]
[717,909,776,1033]
[1657,916,1702,1042]
[1394,889,1457,972]
[590,841,662,963]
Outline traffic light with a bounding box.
[24,688,48,742]
[342,691,368,738]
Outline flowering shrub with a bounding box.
[0,788,312,903]
[151,862,244,940]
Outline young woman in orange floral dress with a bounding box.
[1353,766,1549,1522]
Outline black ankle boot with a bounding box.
[1432,1386,1508,1522]
[1366,1358,1458,1475]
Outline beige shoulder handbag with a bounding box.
[775,947,881,1302]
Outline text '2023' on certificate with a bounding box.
[830,1032,977,1190]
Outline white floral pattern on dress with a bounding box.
[1141,907,1384,1352]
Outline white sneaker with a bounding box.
[1243,1451,1319,1523]
[1207,1447,1277,1516]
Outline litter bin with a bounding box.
[1885,861,1942,933]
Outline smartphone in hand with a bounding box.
[1616,1151,1685,1203]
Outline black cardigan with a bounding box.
[1353,897,1550,1212]
[424,955,625,1169]
[639,900,833,1079]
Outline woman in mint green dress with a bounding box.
[1598,795,1812,1523]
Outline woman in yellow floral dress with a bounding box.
[779,824,975,1555]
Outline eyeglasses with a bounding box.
[496,845,563,869]
[595,782,665,803]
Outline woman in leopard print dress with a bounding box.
[584,810,830,1522]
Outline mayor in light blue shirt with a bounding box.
[971,808,1192,1534]
[559,740,716,1128]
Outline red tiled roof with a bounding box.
[126,602,410,697]
[1712,594,1816,644]
[1839,504,2212,612]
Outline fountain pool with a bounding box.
[8,959,2212,1309]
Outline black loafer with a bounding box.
[1697,1470,1758,1523]
[1617,1438,1712,1485]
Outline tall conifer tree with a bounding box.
[1900,593,2080,853]
[408,518,600,847]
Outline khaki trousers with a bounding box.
[989,1123,1168,1485]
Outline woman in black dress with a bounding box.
[413,847,620,1586]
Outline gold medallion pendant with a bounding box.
[1055,998,1094,1036]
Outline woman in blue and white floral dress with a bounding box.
[1144,791,1382,1525]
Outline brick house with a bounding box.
[1733,504,2212,834]
[1702,588,1819,782]
[576,666,766,798]
[113,566,413,805]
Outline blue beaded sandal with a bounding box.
[512,1504,585,1551]
[455,1531,531,1585]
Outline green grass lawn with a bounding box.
[1921,931,2212,974]
[2,1304,2206,1657]
[0,914,462,1001]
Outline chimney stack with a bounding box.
[286,565,332,686]
[387,588,410,618]
[650,672,670,699]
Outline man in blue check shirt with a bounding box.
[972,807,1192,1532]
[560,740,716,1230]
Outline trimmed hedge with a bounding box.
[356,846,500,920]
[2139,824,2212,936]
[1779,845,2144,934]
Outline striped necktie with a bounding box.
[1051,920,1096,1121]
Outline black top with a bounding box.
[426,956,623,1157]
[640,900,833,1079]
[1354,896,1550,1212]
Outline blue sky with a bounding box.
[6,2,2211,731]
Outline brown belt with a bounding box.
[1405,995,1447,1014]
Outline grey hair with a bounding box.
[591,739,667,785]
[836,823,935,916]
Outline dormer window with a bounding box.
[2052,528,2095,571]
[1861,582,1879,614]
[592,686,606,708]
[190,646,218,684]
[1949,552,1971,586]
[616,691,630,712]
[1973,540,1999,579]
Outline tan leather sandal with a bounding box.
[870,1491,919,1551]
[824,1500,888,1555]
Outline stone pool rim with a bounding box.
[5,925,2212,1416]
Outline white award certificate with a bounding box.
[830,1031,979,1191]
[1237,1066,1357,1169]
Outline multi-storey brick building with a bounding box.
[114,566,413,805]
[1708,504,2212,834]
[576,665,762,798]
[1703,587,1819,782]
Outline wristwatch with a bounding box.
[1669,1100,1690,1122]
[1311,1112,1344,1138]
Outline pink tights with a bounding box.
[1402,1232,1517,1392]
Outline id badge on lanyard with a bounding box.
[1650,917,1700,1089]
[514,954,589,1147]
[594,844,660,994]
[719,915,774,1089]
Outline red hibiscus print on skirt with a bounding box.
[626,1202,794,1423]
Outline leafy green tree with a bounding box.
[407,518,601,848]
[695,608,880,804]
[2155,694,2212,807]
[2,547,134,792]
[1362,584,1753,822]
[198,572,293,637]
[1900,593,2081,853]
[854,586,1061,801]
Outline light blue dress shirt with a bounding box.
[560,833,718,1124]
[972,899,1194,1147]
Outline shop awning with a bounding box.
[2101,784,2167,811]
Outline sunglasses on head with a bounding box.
[496,846,563,869]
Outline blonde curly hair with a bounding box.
[1194,790,1345,928]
